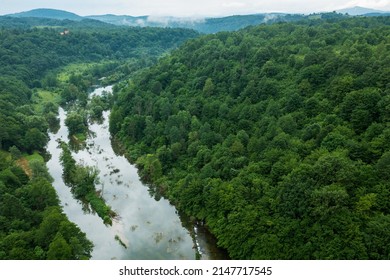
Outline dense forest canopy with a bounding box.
[0,20,198,86]
[0,19,197,259]
[111,16,390,259]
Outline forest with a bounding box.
[0,19,197,259]
[110,16,390,259]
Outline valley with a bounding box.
[0,9,389,260]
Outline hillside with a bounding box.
[0,21,197,259]
[111,16,390,259]
[0,16,114,29]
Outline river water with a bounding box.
[46,86,227,260]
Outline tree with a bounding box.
[23,128,48,152]
[9,146,22,160]
[58,221,93,259]
[47,233,72,260]
[35,207,65,249]
[65,111,86,136]
[376,151,390,181]
[29,160,53,182]
[20,178,58,211]
[136,154,163,182]
[203,78,215,96]
[0,193,26,220]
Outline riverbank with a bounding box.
[47,86,198,259]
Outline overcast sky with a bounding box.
[1,0,389,17]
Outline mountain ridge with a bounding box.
[7,8,83,21]
[4,7,389,33]
[336,6,389,15]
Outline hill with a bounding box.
[336,6,388,15]
[7,8,83,21]
[111,16,390,259]
[0,16,114,29]
[86,14,149,26]
[87,13,332,33]
[86,13,298,33]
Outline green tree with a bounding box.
[47,233,72,260]
[19,178,58,211]
[65,111,86,136]
[203,78,215,96]
[29,160,53,182]
[9,146,22,160]
[23,128,48,152]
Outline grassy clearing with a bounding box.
[57,63,98,83]
[25,151,45,163]
[31,89,61,113]
[36,89,60,103]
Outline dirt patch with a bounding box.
[16,158,32,178]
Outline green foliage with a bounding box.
[47,233,72,260]
[0,166,92,259]
[0,16,197,260]
[111,16,390,259]
[9,146,22,160]
[65,111,87,136]
[60,143,115,225]
[29,159,53,182]
[136,154,163,183]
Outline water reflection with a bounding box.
[46,86,228,260]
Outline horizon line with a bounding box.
[2,5,389,18]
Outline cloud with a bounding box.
[147,16,171,26]
[135,19,146,26]
[263,13,278,22]
[146,15,205,27]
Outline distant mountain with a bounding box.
[86,14,278,32]
[193,14,300,33]
[86,13,310,33]
[3,8,354,33]
[336,6,388,16]
[363,12,390,17]
[0,16,113,29]
[7,9,301,33]
[6,8,83,21]
[86,14,149,26]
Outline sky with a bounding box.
[0,0,389,17]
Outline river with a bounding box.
[46,85,228,260]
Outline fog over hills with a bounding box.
[4,6,389,33]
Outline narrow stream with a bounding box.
[46,86,228,260]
